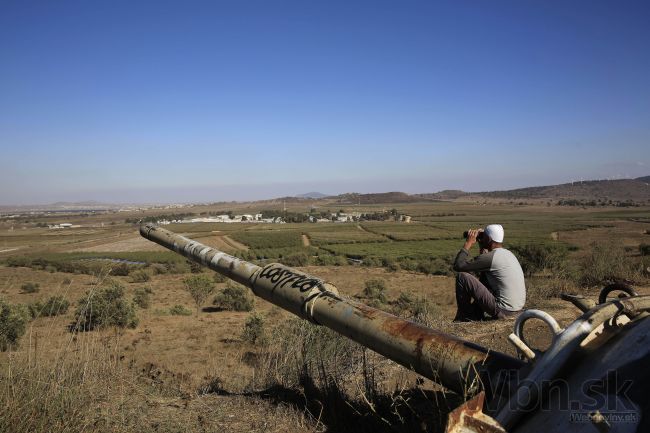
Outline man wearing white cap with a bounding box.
[452,224,526,321]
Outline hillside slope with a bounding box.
[478,178,650,201]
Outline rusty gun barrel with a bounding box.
[140,223,522,395]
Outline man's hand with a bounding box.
[463,229,480,250]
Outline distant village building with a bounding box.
[49,223,74,229]
[171,213,276,224]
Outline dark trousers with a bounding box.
[454,272,513,321]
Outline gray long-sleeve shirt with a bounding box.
[453,247,526,311]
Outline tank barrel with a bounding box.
[140,223,523,395]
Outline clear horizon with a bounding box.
[1,1,649,205]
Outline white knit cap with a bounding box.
[484,224,504,243]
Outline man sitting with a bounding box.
[452,224,525,321]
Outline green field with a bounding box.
[306,224,387,244]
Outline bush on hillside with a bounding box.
[279,252,310,267]
[129,269,150,283]
[510,244,568,277]
[213,283,254,312]
[149,263,168,275]
[241,312,267,344]
[20,282,40,294]
[0,299,30,351]
[29,295,70,318]
[578,242,634,287]
[110,263,130,276]
[133,287,152,309]
[169,304,192,316]
[363,278,388,304]
[73,281,138,331]
[183,275,215,313]
[188,260,204,274]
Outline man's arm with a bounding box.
[453,248,493,272]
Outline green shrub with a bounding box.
[6,256,33,268]
[165,261,191,274]
[363,278,387,304]
[30,295,70,318]
[44,265,57,273]
[62,277,72,285]
[212,272,226,283]
[149,263,168,275]
[129,269,150,283]
[183,274,215,313]
[510,244,568,277]
[20,282,40,294]
[362,257,382,267]
[27,303,39,319]
[382,258,400,272]
[415,258,450,276]
[241,312,267,344]
[392,292,437,324]
[110,263,130,276]
[280,252,310,267]
[74,281,138,331]
[188,260,204,274]
[133,287,152,309]
[213,283,254,312]
[0,300,29,351]
[398,258,419,272]
[578,242,634,287]
[169,304,192,316]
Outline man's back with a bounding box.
[483,248,526,311]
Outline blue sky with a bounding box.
[1,0,649,204]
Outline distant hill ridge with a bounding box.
[328,176,650,204]
[476,177,650,201]
[296,192,328,199]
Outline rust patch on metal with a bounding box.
[381,316,479,355]
[352,302,381,320]
[379,314,497,379]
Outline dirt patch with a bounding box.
[221,235,249,251]
[71,235,166,252]
[301,234,310,247]
[192,235,238,253]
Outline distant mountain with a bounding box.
[296,192,328,199]
[50,200,106,207]
[0,201,118,213]
[416,190,469,200]
[333,192,424,204]
[314,176,650,205]
[476,178,650,202]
